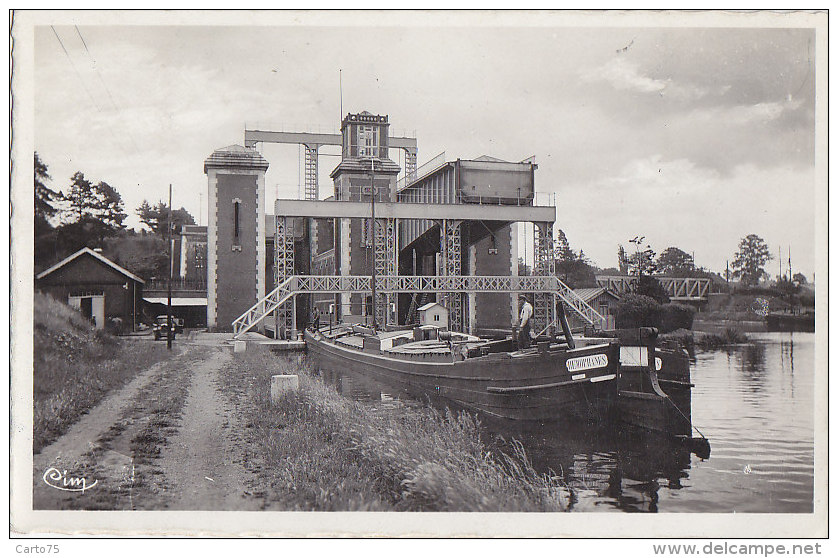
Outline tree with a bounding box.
[732,234,772,286]
[94,181,127,231]
[34,152,60,236]
[137,200,195,236]
[627,236,657,277]
[657,247,695,276]
[555,229,575,263]
[792,272,807,285]
[64,171,97,222]
[617,244,629,274]
[59,171,128,248]
[517,257,531,276]
[551,230,598,288]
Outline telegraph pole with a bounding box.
[368,157,378,330]
[167,183,173,350]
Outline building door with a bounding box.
[79,297,92,320]
[69,293,106,329]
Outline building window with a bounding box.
[358,125,377,157]
[232,198,242,250]
[599,301,609,315]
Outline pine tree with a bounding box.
[136,200,195,236]
[34,152,60,235]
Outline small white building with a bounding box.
[418,302,449,329]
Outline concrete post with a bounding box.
[271,374,299,403]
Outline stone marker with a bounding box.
[234,340,246,353]
[271,375,299,403]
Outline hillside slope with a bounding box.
[33,292,168,453]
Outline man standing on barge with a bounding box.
[518,295,533,350]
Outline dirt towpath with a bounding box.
[33,342,263,511]
[32,347,185,510]
[155,348,261,510]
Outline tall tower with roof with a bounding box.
[204,144,269,331]
[330,111,401,323]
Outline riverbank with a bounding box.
[219,346,569,512]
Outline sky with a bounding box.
[29,12,821,278]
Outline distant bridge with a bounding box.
[595,275,713,302]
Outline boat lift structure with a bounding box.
[233,196,605,338]
[229,112,605,339]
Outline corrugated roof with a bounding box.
[36,247,145,284]
[573,287,621,302]
[573,287,606,302]
[418,302,445,311]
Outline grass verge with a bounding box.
[33,292,169,454]
[221,347,569,512]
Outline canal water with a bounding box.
[311,332,816,513]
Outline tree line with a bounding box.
[34,152,195,278]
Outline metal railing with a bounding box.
[396,151,447,191]
[145,278,208,292]
[231,276,296,337]
[232,274,605,338]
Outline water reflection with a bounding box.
[736,343,768,394]
[307,332,815,513]
[486,421,705,513]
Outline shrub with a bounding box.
[615,294,662,329]
[660,303,695,333]
[635,275,670,304]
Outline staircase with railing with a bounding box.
[231,276,296,337]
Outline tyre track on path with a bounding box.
[153,347,263,510]
[32,345,187,510]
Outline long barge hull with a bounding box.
[305,330,621,422]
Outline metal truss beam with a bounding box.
[532,222,556,335]
[232,274,606,338]
[402,148,418,182]
[441,219,464,332]
[274,217,295,334]
[374,218,398,326]
[595,275,712,301]
[304,144,319,200]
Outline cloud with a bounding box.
[582,58,667,94]
[555,156,816,277]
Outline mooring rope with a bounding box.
[664,394,708,441]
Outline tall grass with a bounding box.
[223,347,568,512]
[659,326,750,354]
[33,292,168,453]
[695,327,750,350]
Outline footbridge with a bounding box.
[232,274,606,339]
[595,275,714,302]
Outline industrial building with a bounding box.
[203,111,605,337]
[35,247,145,330]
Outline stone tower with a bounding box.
[204,145,269,331]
